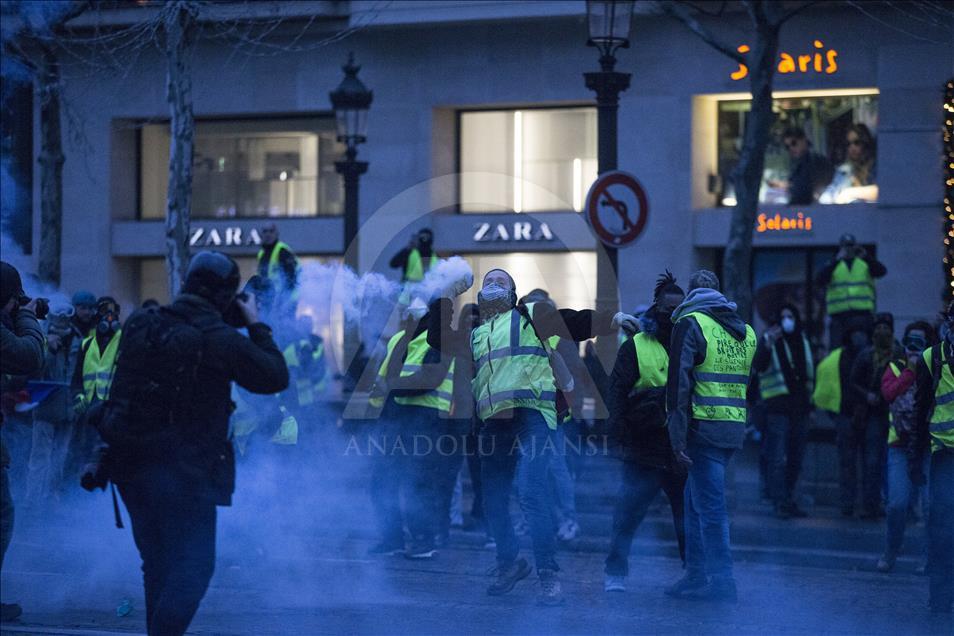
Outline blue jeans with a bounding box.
[928,448,954,610]
[684,443,735,581]
[518,427,576,524]
[764,411,808,505]
[605,461,686,576]
[481,409,558,571]
[885,446,928,556]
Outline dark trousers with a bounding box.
[369,417,404,548]
[481,409,558,571]
[836,413,888,512]
[118,468,217,636]
[764,411,809,505]
[605,461,686,576]
[433,420,467,539]
[465,427,484,520]
[398,405,443,548]
[928,448,954,610]
[1,463,13,574]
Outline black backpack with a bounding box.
[96,305,206,457]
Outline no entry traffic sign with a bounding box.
[585,170,649,247]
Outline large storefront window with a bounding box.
[459,107,597,213]
[140,118,344,219]
[704,90,878,208]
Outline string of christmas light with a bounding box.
[944,79,954,299]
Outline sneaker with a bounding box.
[367,541,403,556]
[537,569,565,606]
[483,536,497,550]
[487,558,532,596]
[664,573,709,598]
[876,553,896,573]
[405,544,437,560]
[0,602,22,622]
[557,519,580,541]
[677,578,738,603]
[604,574,626,593]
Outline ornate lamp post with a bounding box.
[584,0,634,388]
[330,52,372,273]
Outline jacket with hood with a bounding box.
[751,306,813,415]
[666,288,754,451]
[1,307,44,466]
[608,307,680,470]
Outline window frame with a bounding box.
[455,103,597,215]
[135,112,342,221]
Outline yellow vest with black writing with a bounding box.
[631,332,668,391]
[812,348,842,414]
[405,248,434,283]
[369,330,405,410]
[826,258,875,315]
[283,339,326,407]
[680,312,756,424]
[81,331,121,402]
[924,345,954,452]
[886,361,905,446]
[471,303,558,429]
[394,330,455,414]
[759,335,814,400]
[257,241,300,297]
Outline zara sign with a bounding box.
[472,221,554,243]
[189,226,262,248]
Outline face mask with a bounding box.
[97,317,120,335]
[902,335,926,354]
[781,317,796,334]
[406,303,427,321]
[479,283,508,302]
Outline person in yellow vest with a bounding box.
[257,223,300,316]
[280,316,326,449]
[912,302,954,614]
[604,271,687,594]
[428,268,636,606]
[877,321,934,573]
[664,270,756,603]
[390,228,435,283]
[812,325,870,517]
[816,233,886,348]
[369,297,454,559]
[752,303,815,519]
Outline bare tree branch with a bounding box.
[655,0,745,64]
[776,1,820,26]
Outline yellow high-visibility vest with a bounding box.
[81,331,121,402]
[393,330,455,414]
[758,334,814,400]
[812,348,843,414]
[826,258,875,315]
[925,345,954,452]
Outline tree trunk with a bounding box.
[163,2,197,298]
[722,23,779,321]
[37,45,64,285]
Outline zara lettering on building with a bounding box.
[473,221,554,242]
[189,226,263,248]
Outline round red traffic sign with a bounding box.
[585,170,649,247]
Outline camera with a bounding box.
[223,291,250,328]
[18,294,49,320]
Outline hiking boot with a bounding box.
[557,519,580,541]
[487,558,531,596]
[367,541,403,556]
[405,543,437,560]
[604,574,626,593]
[876,553,896,573]
[677,577,738,603]
[664,573,708,598]
[1,602,22,622]
[537,569,564,606]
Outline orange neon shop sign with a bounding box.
[732,40,838,81]
[756,212,813,233]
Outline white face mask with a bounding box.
[479,283,509,302]
[781,317,796,334]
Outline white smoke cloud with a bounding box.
[404,256,474,304]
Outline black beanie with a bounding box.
[0,261,23,309]
[873,312,894,331]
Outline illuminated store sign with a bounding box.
[756,212,813,234]
[189,227,262,247]
[473,221,555,242]
[732,40,838,81]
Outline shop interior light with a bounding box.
[573,157,583,212]
[513,110,523,213]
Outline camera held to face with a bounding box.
[18,294,49,320]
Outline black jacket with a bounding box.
[607,313,679,470]
[752,331,812,414]
[118,295,289,504]
[849,342,904,419]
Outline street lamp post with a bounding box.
[584,0,634,391]
[330,52,373,273]
[330,53,372,391]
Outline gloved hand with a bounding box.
[444,272,474,298]
[612,312,639,336]
[80,462,108,492]
[370,379,389,400]
[73,393,88,416]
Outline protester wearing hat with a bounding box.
[816,233,887,348]
[0,260,45,622]
[70,291,97,339]
[848,312,903,520]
